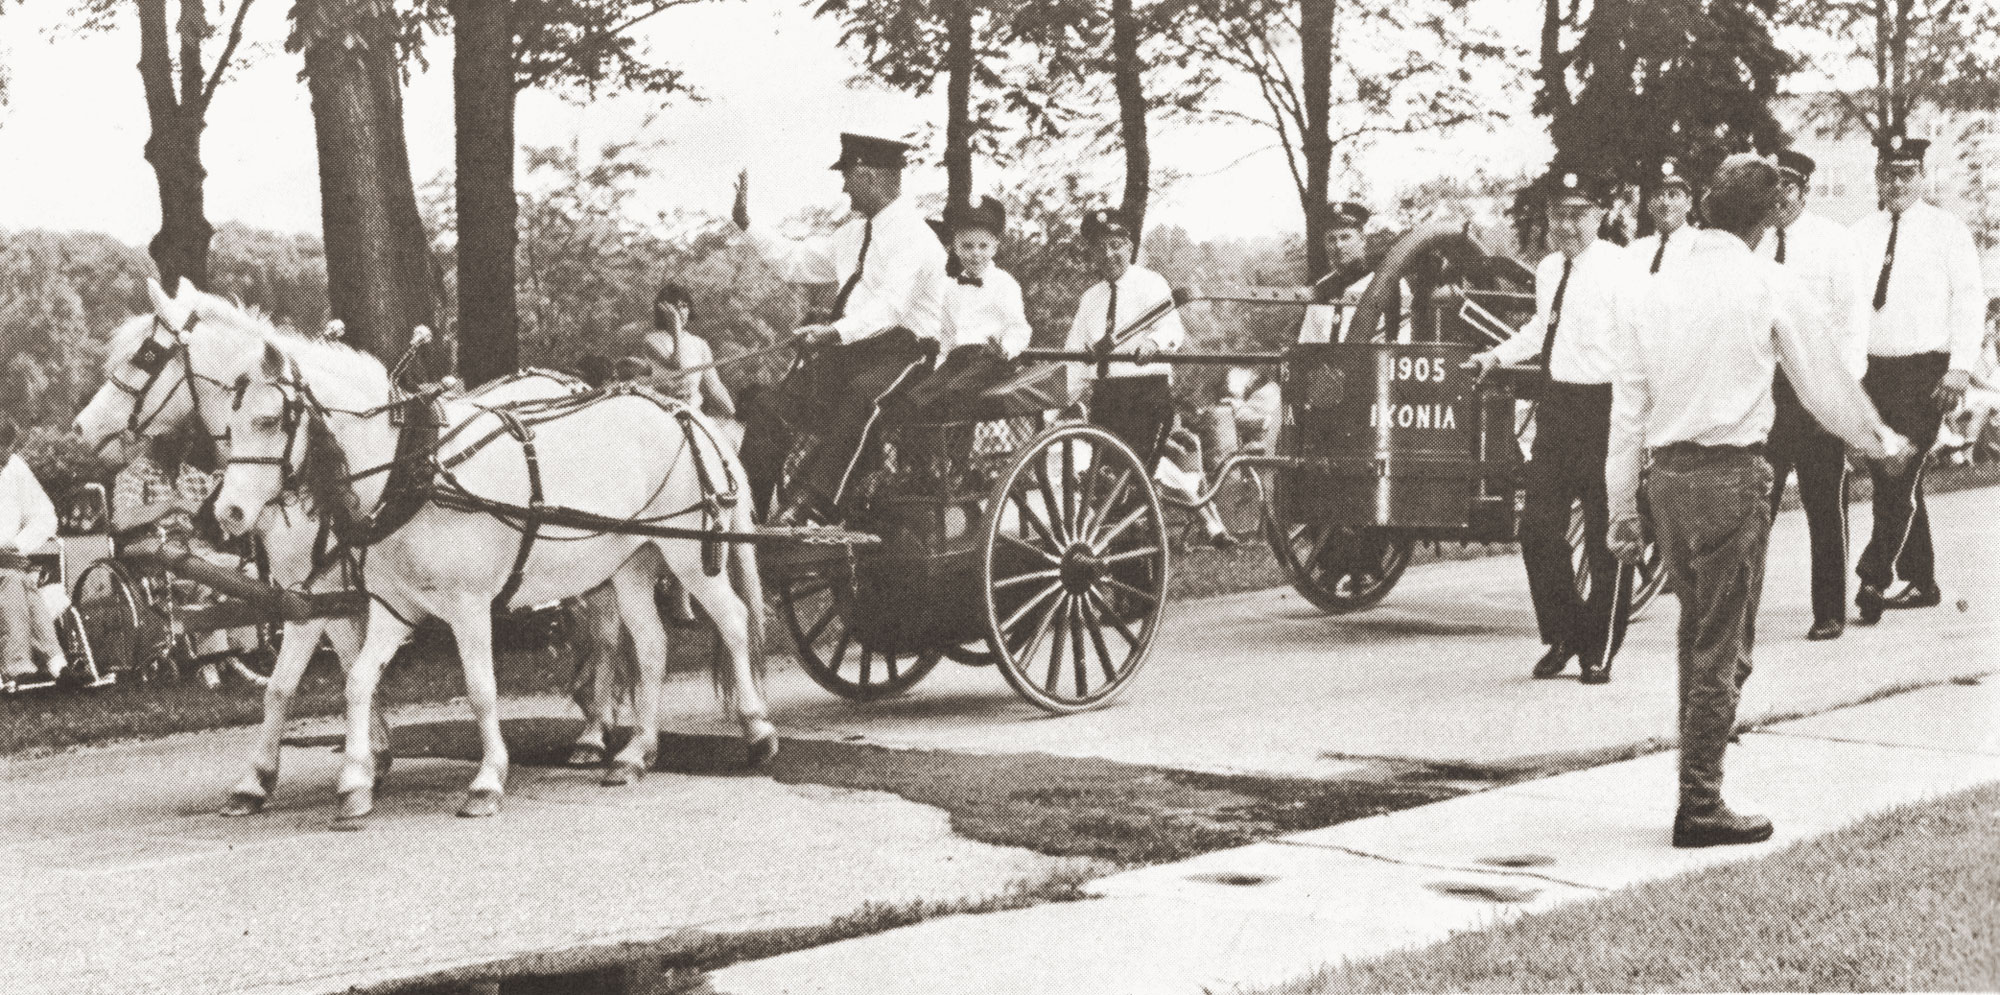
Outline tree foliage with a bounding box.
[1777,0,2000,140]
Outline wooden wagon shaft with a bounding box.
[119,545,318,621]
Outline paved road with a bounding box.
[1,487,1994,994]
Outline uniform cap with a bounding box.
[1876,134,1929,167]
[942,196,1007,237]
[1774,148,1817,182]
[830,133,912,171]
[1321,201,1372,230]
[1080,207,1134,242]
[1656,158,1691,191]
[1546,168,1617,208]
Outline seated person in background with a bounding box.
[641,282,736,420]
[900,197,1033,420]
[1153,416,1237,549]
[1936,308,2000,464]
[113,426,257,674]
[0,419,68,690]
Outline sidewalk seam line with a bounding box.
[1750,730,2000,757]
[1270,839,1612,892]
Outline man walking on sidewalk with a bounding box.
[1848,135,1985,624]
[1606,154,1910,848]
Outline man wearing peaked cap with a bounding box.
[1758,146,1869,640]
[899,196,1034,420]
[1063,205,1186,469]
[1470,166,1629,683]
[1627,158,1695,277]
[1298,200,1414,345]
[1848,132,1983,622]
[732,131,947,522]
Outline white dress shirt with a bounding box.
[1296,272,1416,344]
[1625,225,1697,277]
[1064,264,1186,397]
[1487,240,1627,385]
[1756,211,1869,379]
[1607,229,1896,521]
[746,195,947,344]
[942,267,1033,358]
[1850,201,1986,370]
[0,455,57,554]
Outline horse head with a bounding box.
[215,334,390,538]
[73,278,264,462]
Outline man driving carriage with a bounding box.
[733,132,948,525]
[0,419,69,692]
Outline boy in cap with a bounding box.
[1758,147,1868,640]
[1626,159,1695,277]
[733,133,948,522]
[0,419,68,691]
[1607,153,1908,847]
[1062,207,1186,469]
[899,196,1033,419]
[1469,169,1629,684]
[1848,134,1984,623]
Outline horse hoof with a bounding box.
[746,731,780,768]
[334,788,373,828]
[218,792,266,818]
[600,761,645,787]
[457,789,502,818]
[566,745,607,769]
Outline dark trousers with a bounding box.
[1089,374,1174,471]
[742,329,934,514]
[1768,373,1851,625]
[898,345,1016,421]
[1856,352,1948,590]
[1648,446,1773,813]
[1520,382,1615,652]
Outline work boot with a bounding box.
[1805,619,1844,641]
[1672,804,1774,848]
[1882,583,1941,610]
[1854,584,1885,626]
[1531,643,1574,679]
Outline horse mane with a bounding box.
[295,412,357,524]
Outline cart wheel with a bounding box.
[773,570,942,700]
[1263,519,1413,614]
[982,424,1167,714]
[1568,502,1670,618]
[70,560,167,683]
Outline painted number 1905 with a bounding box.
[1393,356,1452,383]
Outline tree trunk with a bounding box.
[453,0,518,386]
[296,0,437,362]
[943,0,975,211]
[1299,0,1333,281]
[1110,0,1149,239]
[135,0,214,288]
[1535,0,1571,116]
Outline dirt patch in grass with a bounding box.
[371,717,1467,865]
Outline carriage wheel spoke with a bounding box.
[859,647,873,686]
[1013,592,1064,667]
[1092,504,1152,550]
[1086,589,1140,649]
[885,652,899,682]
[803,599,841,646]
[1034,460,1071,545]
[1079,594,1120,684]
[993,567,1063,590]
[1100,575,1158,606]
[1304,525,1339,570]
[1044,597,1070,694]
[1083,468,1133,542]
[1097,545,1162,566]
[999,531,1062,566]
[1076,439,1102,535]
[1010,491,1064,554]
[1069,598,1089,698]
[1060,439,1079,539]
[1001,580,1065,633]
[827,630,852,676]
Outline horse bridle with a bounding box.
[102,311,232,448]
[226,359,312,494]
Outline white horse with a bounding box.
[71,279,631,815]
[212,317,774,824]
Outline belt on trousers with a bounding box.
[1649,441,1766,464]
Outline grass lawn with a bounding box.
[1274,781,2000,993]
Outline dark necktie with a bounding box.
[1649,230,1670,275]
[1095,280,1120,377]
[1775,225,1787,265]
[1537,257,1575,375]
[955,274,983,288]
[830,217,873,320]
[1872,213,1899,311]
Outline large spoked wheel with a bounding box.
[982,424,1168,714]
[1262,518,1414,614]
[773,570,942,701]
[71,561,171,684]
[1569,501,1670,619]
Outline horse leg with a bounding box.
[603,558,667,786]
[566,584,624,768]
[336,604,415,828]
[442,596,508,817]
[323,618,392,781]
[674,540,777,764]
[220,618,325,817]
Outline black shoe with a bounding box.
[1883,583,1942,610]
[1673,806,1774,848]
[1805,619,1845,641]
[1207,530,1240,550]
[1855,584,1885,626]
[1532,644,1574,679]
[1578,660,1611,685]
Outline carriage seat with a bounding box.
[898,363,1071,427]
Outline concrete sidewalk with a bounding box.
[712,678,2000,995]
